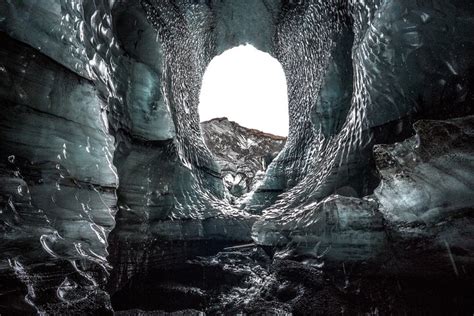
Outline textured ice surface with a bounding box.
[0,0,473,313]
[250,0,474,212]
[253,116,474,269]
[0,0,91,78]
[375,116,474,224]
[0,33,117,312]
[252,194,386,261]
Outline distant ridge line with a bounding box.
[201,117,287,141]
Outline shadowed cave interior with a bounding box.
[0,0,474,314]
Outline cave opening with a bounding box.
[198,44,289,200]
[199,44,289,136]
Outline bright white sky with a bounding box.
[199,45,289,136]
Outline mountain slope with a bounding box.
[201,117,286,198]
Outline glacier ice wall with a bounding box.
[108,1,256,297]
[0,0,251,312]
[375,116,474,224]
[250,0,474,274]
[250,0,474,213]
[253,115,474,274]
[0,0,473,313]
[0,0,126,312]
[0,31,117,313]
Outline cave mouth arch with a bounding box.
[198,44,289,200]
[199,44,289,137]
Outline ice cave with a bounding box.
[0,0,474,315]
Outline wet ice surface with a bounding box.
[0,0,474,314]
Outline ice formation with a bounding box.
[0,0,473,314]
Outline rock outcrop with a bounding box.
[201,117,286,198]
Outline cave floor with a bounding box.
[112,245,474,315]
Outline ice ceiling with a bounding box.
[0,0,473,314]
